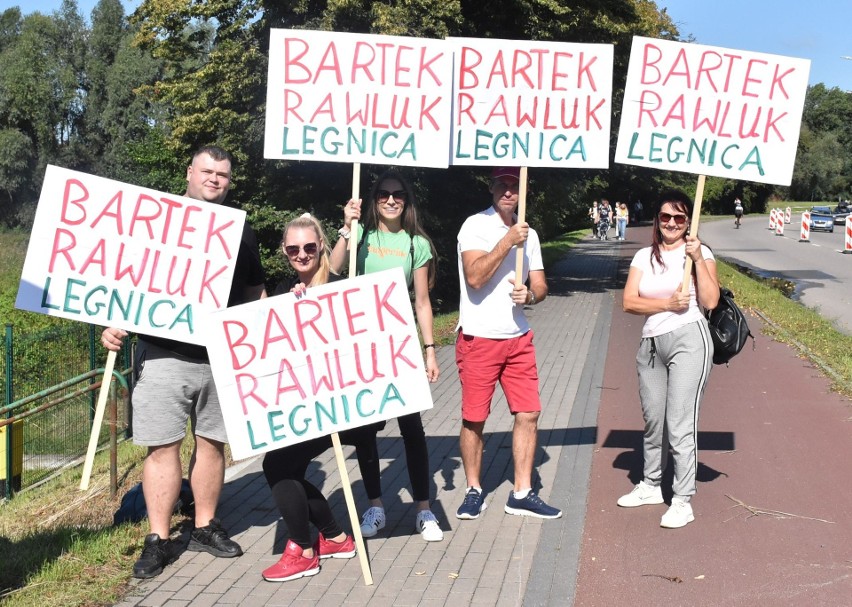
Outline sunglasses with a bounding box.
[284,242,318,257]
[659,212,688,226]
[377,190,407,203]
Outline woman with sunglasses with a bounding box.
[330,169,443,543]
[619,190,720,529]
[260,214,385,582]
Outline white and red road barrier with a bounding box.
[785,206,792,224]
[769,209,777,230]
[845,216,852,254]
[775,211,785,236]
[800,212,810,242]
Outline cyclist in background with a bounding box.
[734,197,744,228]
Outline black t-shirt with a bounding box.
[271,271,343,297]
[140,223,267,360]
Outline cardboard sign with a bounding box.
[264,29,453,168]
[206,268,434,460]
[15,165,246,345]
[449,37,613,168]
[615,36,810,185]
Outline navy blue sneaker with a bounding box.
[504,491,562,519]
[456,487,487,520]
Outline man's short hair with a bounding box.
[192,145,233,166]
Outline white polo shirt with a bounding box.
[456,206,543,339]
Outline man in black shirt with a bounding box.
[102,146,266,578]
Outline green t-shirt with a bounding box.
[354,225,432,286]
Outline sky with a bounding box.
[10,0,852,92]
[660,0,852,92]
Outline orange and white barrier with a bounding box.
[785,206,792,224]
[800,212,810,242]
[769,209,776,230]
[845,216,852,254]
[775,211,784,236]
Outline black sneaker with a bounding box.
[133,534,180,579]
[187,518,243,557]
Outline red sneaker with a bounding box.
[261,540,320,582]
[317,533,356,559]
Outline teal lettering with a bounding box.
[281,127,299,155]
[289,404,309,436]
[355,389,374,417]
[84,285,108,315]
[566,136,587,161]
[170,305,193,332]
[247,419,268,449]
[268,410,287,441]
[63,278,86,313]
[379,383,406,414]
[627,132,643,160]
[738,146,764,175]
[40,276,61,310]
[148,299,176,328]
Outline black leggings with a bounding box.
[263,423,383,549]
[356,412,430,503]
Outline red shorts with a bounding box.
[456,330,542,423]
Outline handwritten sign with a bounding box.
[449,37,613,168]
[206,268,434,460]
[264,29,453,168]
[15,165,246,344]
[615,36,810,185]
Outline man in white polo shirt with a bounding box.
[454,167,562,521]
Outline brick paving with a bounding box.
[115,236,622,607]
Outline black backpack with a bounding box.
[706,287,754,365]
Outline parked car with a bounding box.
[832,202,851,225]
[809,206,834,233]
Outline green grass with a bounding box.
[716,261,852,396]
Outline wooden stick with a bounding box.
[348,162,360,278]
[681,174,707,294]
[513,167,529,286]
[79,349,116,491]
[335,161,372,585]
[331,432,373,585]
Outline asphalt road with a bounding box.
[697,214,852,335]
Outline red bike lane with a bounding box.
[573,230,852,606]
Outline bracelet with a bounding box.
[527,290,537,305]
[338,227,351,240]
[423,344,435,350]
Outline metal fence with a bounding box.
[1,322,133,499]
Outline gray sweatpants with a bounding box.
[636,319,713,499]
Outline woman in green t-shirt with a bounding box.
[330,169,443,543]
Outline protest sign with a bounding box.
[615,36,810,185]
[206,268,434,461]
[449,37,613,168]
[264,29,453,168]
[15,165,246,345]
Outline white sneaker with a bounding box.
[617,481,664,508]
[415,510,444,542]
[359,507,386,538]
[660,499,694,528]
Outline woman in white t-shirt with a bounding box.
[618,190,720,529]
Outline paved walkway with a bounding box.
[116,227,852,606]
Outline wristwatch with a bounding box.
[338,227,351,240]
[528,290,537,305]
